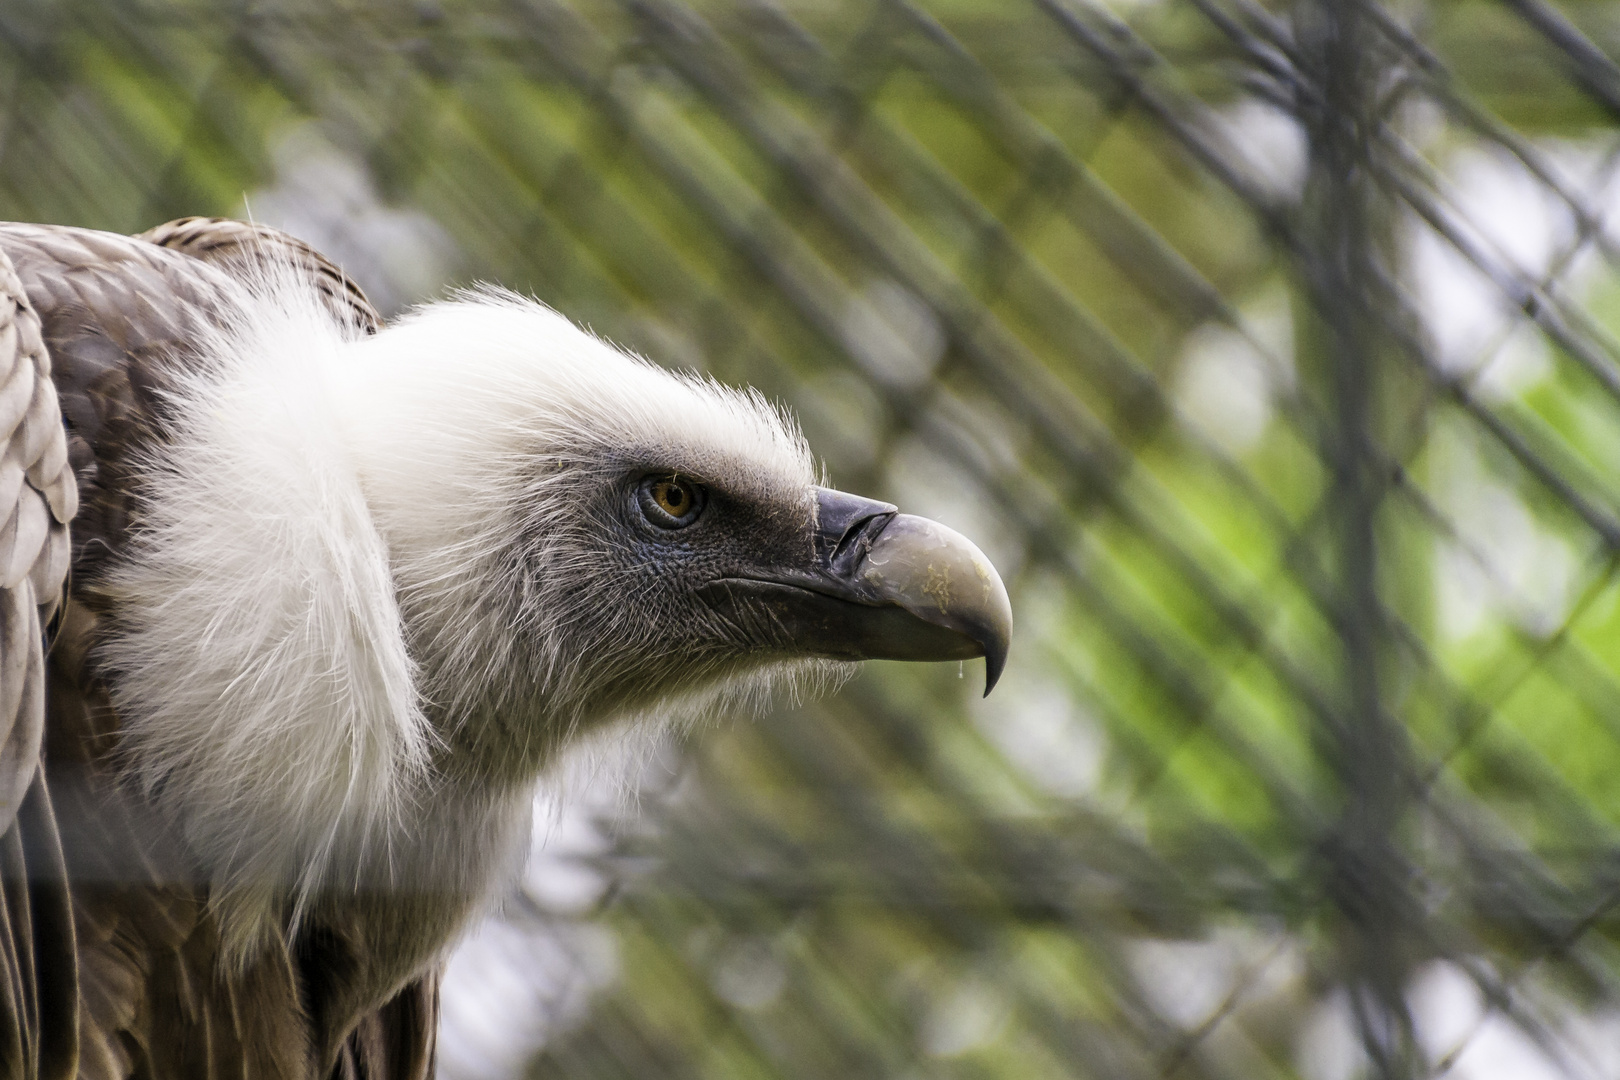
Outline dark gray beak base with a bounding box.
[702,487,1013,694]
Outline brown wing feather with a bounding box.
[0,238,78,1080]
[0,238,75,826]
[0,221,437,1080]
[138,217,381,335]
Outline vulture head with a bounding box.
[329,290,1011,771]
[98,276,1010,969]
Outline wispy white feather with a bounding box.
[99,275,827,967]
[97,272,433,960]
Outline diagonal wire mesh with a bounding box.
[10,0,1620,1077]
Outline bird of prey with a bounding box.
[0,217,1011,1080]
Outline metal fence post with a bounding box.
[1298,1,1418,1076]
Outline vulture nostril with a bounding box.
[812,488,900,567]
[829,511,895,572]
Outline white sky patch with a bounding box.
[1431,426,1576,641]
[1403,141,1620,402]
[839,278,946,391]
[1130,928,1300,1034]
[1216,97,1309,203]
[1300,958,1620,1080]
[1473,321,1553,403]
[1172,282,1294,455]
[245,123,456,315]
[918,974,1012,1058]
[1400,96,1449,154]
[521,804,614,915]
[437,917,618,1080]
[1297,990,1368,1080]
[1173,326,1271,454]
[1407,961,1620,1080]
[438,734,677,1080]
[1404,141,1620,642]
[973,675,1102,799]
[1131,937,1241,1029]
[710,935,790,1011]
[1407,962,1539,1079]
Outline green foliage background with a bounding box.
[9,1,1620,1077]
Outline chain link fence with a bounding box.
[9,0,1620,1077]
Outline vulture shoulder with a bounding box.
[0,220,435,1080]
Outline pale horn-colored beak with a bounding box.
[852,512,1013,695]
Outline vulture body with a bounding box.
[0,219,1011,1080]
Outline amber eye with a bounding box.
[652,480,691,516]
[637,476,705,528]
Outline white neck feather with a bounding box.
[96,281,504,963]
[98,280,816,968]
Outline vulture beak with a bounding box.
[705,487,1013,694]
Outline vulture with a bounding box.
[0,218,1011,1080]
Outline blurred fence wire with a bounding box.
[11,0,1620,1077]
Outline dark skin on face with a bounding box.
[611,464,1012,696]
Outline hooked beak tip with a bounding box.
[856,512,1013,696]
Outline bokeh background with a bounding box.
[10,0,1620,1077]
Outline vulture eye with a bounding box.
[638,476,705,528]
